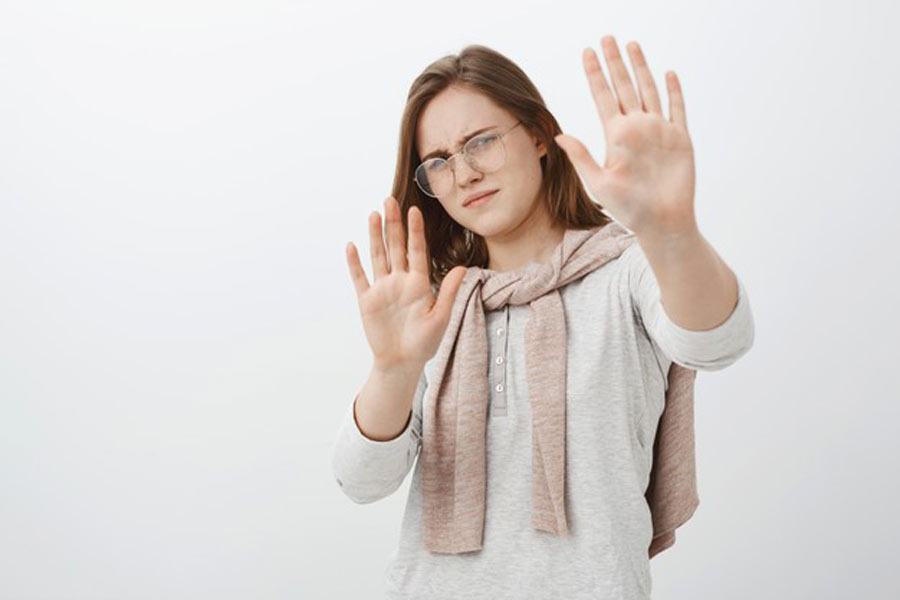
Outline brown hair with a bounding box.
[391,44,612,293]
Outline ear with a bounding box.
[535,138,547,158]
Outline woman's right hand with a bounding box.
[345,195,468,372]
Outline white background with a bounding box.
[1,0,898,598]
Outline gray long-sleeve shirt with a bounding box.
[331,240,755,599]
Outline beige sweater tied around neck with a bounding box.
[419,220,699,558]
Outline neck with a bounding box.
[485,202,567,272]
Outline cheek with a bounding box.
[437,199,466,225]
[524,156,545,190]
[503,156,541,194]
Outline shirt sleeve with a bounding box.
[331,369,426,504]
[624,240,755,371]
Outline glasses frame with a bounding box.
[411,120,523,198]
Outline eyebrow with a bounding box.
[420,125,497,162]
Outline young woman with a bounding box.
[332,36,754,599]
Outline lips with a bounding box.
[464,189,498,207]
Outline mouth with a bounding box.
[463,189,499,207]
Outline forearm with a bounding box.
[635,224,739,331]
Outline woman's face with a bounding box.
[415,86,547,240]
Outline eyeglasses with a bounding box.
[412,121,522,198]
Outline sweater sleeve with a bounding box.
[331,369,427,504]
[624,240,755,371]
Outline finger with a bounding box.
[385,196,408,272]
[601,35,641,113]
[345,241,370,297]
[430,265,468,323]
[407,205,429,276]
[582,47,619,124]
[625,40,663,115]
[666,71,688,130]
[369,209,389,279]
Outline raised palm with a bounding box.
[345,196,468,371]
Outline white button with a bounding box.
[495,384,504,392]
[496,328,504,336]
[495,356,504,365]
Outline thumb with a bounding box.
[431,266,468,323]
[554,133,602,180]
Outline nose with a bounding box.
[451,154,482,188]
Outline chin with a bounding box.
[467,217,513,240]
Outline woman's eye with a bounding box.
[469,135,498,152]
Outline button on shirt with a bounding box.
[332,241,755,599]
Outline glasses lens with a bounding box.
[466,134,505,172]
[415,159,452,197]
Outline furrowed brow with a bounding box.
[420,125,496,161]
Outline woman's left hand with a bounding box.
[554,36,697,240]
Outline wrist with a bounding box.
[372,357,426,379]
